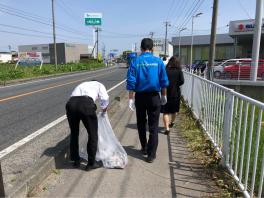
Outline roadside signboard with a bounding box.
[229,19,264,36]
[16,52,43,69]
[84,13,102,26]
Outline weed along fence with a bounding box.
[181,71,264,198]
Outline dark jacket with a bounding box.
[166,68,184,98]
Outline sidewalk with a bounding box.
[34,92,221,198]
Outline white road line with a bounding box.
[107,79,126,92]
[0,116,66,160]
[0,79,126,161]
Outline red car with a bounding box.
[223,60,264,80]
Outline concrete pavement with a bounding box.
[33,91,221,198]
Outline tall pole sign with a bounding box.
[84,13,102,26]
[84,13,102,59]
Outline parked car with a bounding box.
[213,58,252,79]
[223,60,264,80]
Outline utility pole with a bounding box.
[134,43,137,52]
[250,0,263,81]
[95,27,101,61]
[150,32,154,39]
[96,27,99,60]
[207,0,218,81]
[51,0,57,69]
[164,21,171,56]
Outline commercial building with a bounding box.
[18,43,92,64]
[171,19,264,65]
[0,52,12,63]
[171,34,235,65]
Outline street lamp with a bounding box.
[190,12,203,68]
[178,27,187,60]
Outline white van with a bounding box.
[213,58,251,78]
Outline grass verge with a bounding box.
[0,60,105,85]
[178,101,243,198]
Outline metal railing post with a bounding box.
[222,89,234,166]
[0,163,5,197]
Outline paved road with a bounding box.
[0,65,127,150]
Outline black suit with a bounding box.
[66,96,98,165]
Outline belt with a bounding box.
[69,96,94,102]
[135,91,159,95]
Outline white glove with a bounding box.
[129,99,135,111]
[161,95,167,105]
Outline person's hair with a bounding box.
[162,57,167,61]
[140,38,153,51]
[166,55,181,70]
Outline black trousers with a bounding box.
[65,96,98,165]
[135,92,161,158]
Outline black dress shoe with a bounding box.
[85,162,102,171]
[146,156,156,163]
[73,160,80,168]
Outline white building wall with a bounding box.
[65,44,89,63]
[0,53,12,63]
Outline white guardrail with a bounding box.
[181,71,264,198]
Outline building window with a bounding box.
[32,47,38,50]
[42,46,48,50]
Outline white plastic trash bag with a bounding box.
[96,112,127,169]
[79,112,128,169]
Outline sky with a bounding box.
[0,0,257,54]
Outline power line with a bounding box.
[0,3,147,39]
[0,23,88,40]
[0,7,86,36]
[102,30,146,37]
[237,0,253,19]
[178,0,205,30]
[172,0,192,28]
[166,0,177,21]
[0,30,87,44]
[0,30,54,39]
[56,0,80,22]
[100,34,147,38]
[0,3,87,36]
[178,0,201,29]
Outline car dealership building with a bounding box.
[171,19,264,65]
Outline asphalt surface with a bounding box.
[0,64,127,151]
